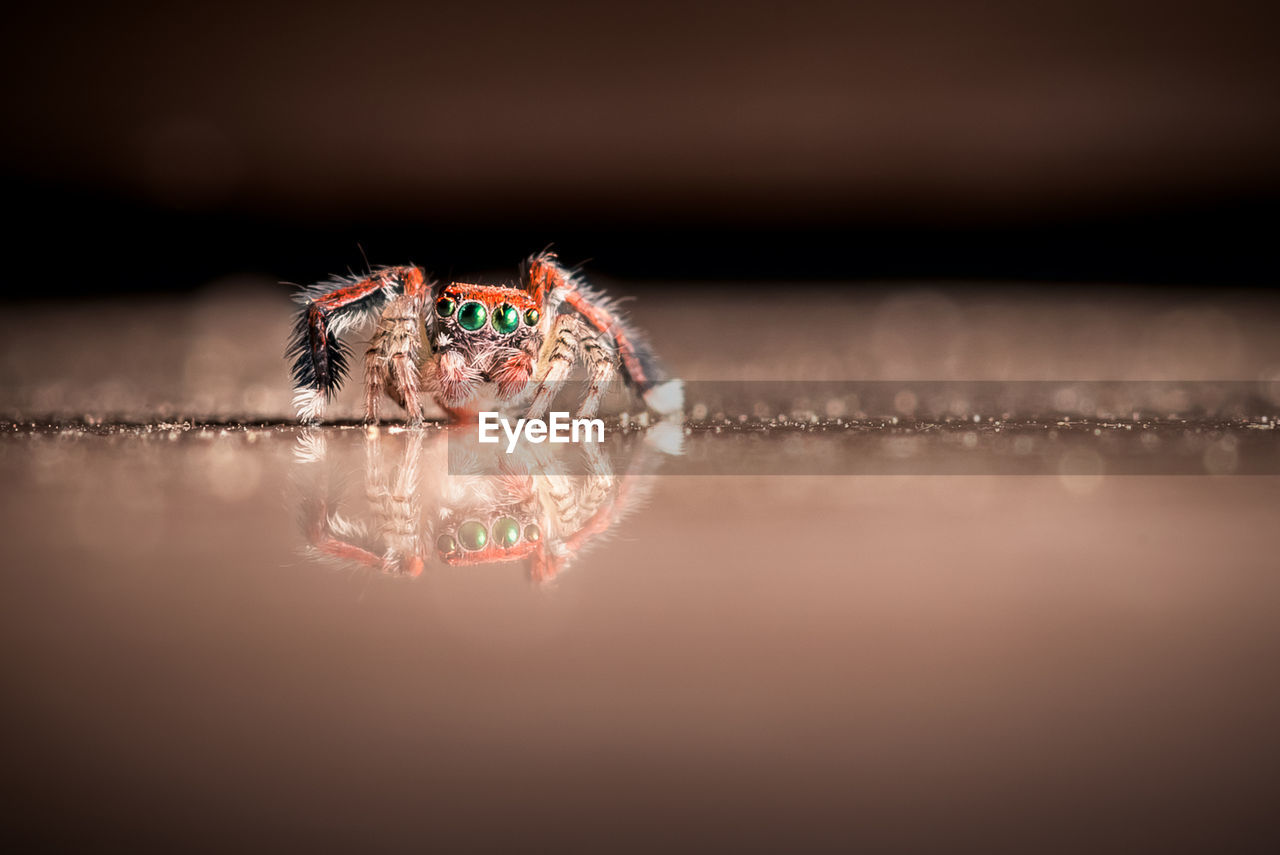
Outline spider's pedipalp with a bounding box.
[491,347,536,399]
[429,348,485,407]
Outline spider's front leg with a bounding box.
[287,265,428,424]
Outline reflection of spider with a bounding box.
[294,429,659,583]
[288,251,683,424]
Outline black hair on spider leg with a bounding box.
[286,309,351,398]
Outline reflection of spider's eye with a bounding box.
[523,524,540,543]
[435,296,457,318]
[491,304,519,335]
[524,308,540,326]
[458,301,487,331]
[458,521,487,551]
[436,534,457,554]
[492,516,520,547]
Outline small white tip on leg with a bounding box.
[645,419,685,456]
[643,380,684,417]
[292,388,327,424]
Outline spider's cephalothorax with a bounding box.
[288,252,683,424]
[427,283,544,415]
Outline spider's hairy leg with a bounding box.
[575,330,617,419]
[526,313,584,420]
[364,294,427,426]
[391,354,425,425]
[363,351,381,426]
[301,479,386,572]
[287,265,429,423]
[561,285,683,416]
[371,431,427,575]
[524,251,683,417]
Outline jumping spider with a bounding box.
[288,251,682,424]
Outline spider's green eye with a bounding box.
[491,516,520,548]
[458,521,487,551]
[435,296,456,318]
[458,301,487,331]
[524,308,540,326]
[491,304,519,335]
[436,534,457,554]
[523,524,540,543]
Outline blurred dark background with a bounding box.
[3,0,1278,292]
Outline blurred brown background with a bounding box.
[2,0,1279,289]
[4,7,1280,852]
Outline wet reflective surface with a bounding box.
[3,285,1280,850]
[293,428,669,582]
[2,424,1279,850]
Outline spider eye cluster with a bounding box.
[436,518,540,554]
[436,295,541,333]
